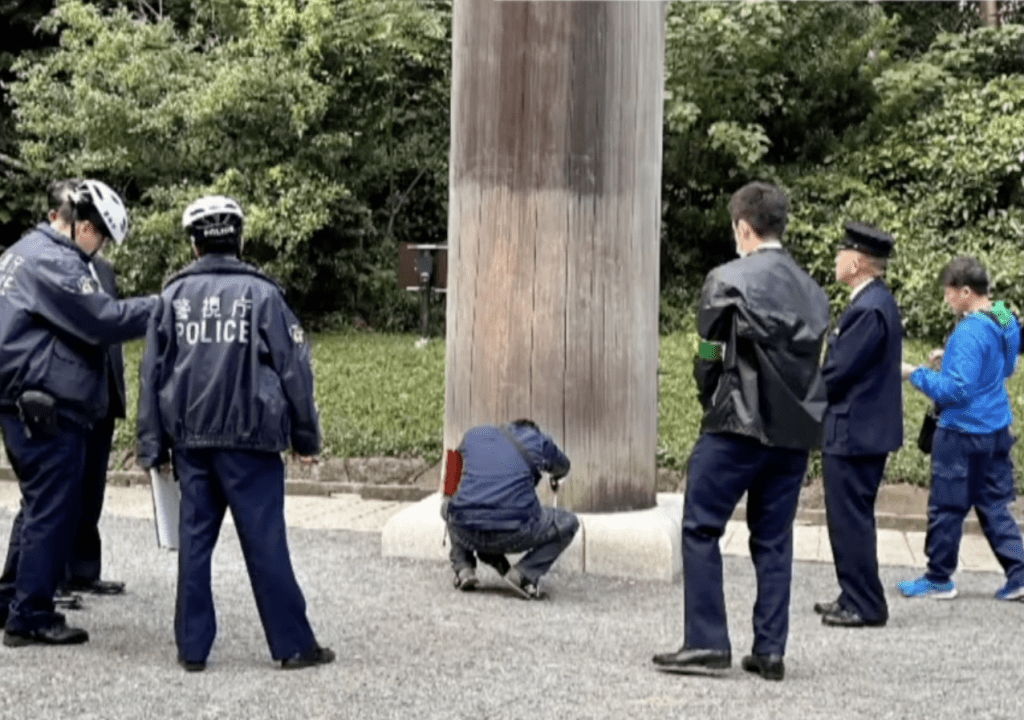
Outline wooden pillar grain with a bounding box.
[444,0,664,512]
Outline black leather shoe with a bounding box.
[179,658,207,672]
[3,621,89,647]
[281,646,336,670]
[821,607,887,628]
[67,579,125,596]
[741,653,784,681]
[813,599,841,615]
[652,647,731,672]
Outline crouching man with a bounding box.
[444,420,576,599]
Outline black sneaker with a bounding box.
[281,646,336,670]
[503,568,540,600]
[453,567,479,591]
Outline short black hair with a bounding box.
[728,181,789,240]
[941,256,989,295]
[510,419,538,431]
[192,233,242,256]
[47,178,81,224]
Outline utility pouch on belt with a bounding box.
[16,390,58,438]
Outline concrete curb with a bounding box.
[2,465,1015,536]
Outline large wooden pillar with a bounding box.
[444,0,664,512]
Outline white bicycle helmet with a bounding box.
[75,179,129,244]
[181,195,245,249]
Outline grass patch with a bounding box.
[114,331,1024,491]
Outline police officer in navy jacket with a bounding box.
[816,223,903,628]
[0,180,156,646]
[137,195,332,672]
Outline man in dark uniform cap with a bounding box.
[815,222,903,628]
[652,182,830,682]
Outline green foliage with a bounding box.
[113,331,1024,492]
[116,331,448,465]
[788,24,1024,341]
[8,0,451,327]
[660,1,897,321]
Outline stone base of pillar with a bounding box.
[381,493,682,582]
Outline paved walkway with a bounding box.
[0,481,1020,720]
[0,480,1003,574]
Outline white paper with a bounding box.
[149,467,180,550]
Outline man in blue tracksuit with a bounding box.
[652,182,830,682]
[445,420,575,599]
[0,180,156,646]
[816,223,903,628]
[137,195,333,671]
[899,256,1024,602]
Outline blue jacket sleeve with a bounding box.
[23,254,157,346]
[261,291,321,456]
[136,298,171,469]
[910,324,984,407]
[539,432,571,479]
[822,306,886,403]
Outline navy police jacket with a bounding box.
[447,424,570,531]
[822,278,904,455]
[136,254,321,467]
[695,247,830,450]
[0,224,155,422]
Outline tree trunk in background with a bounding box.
[980,1,1000,28]
[444,0,665,512]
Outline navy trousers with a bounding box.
[823,453,888,623]
[66,414,115,585]
[174,448,318,663]
[0,413,87,632]
[683,432,808,657]
[925,426,1024,586]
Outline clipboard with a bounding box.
[149,467,180,550]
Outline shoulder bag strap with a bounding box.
[496,424,542,484]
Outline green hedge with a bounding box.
[115,331,1024,491]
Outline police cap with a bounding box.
[841,222,895,258]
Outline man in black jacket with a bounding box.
[653,182,830,682]
[137,195,332,672]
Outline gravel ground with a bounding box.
[1,508,1022,720]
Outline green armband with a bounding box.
[698,340,723,361]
